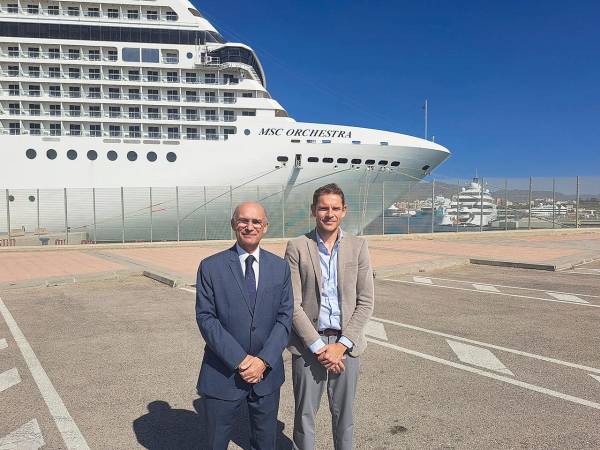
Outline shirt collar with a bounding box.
[236,242,260,262]
[315,228,344,253]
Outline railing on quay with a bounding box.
[0,176,598,247]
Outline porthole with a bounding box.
[365,159,375,165]
[422,164,430,171]
[380,142,389,146]
[323,157,333,163]
[337,158,348,164]
[166,152,177,162]
[244,129,251,136]
[127,151,137,161]
[351,158,362,164]
[352,141,361,145]
[391,161,400,167]
[147,151,157,162]
[87,150,97,161]
[107,150,118,161]
[46,149,57,160]
[67,149,77,160]
[8,195,14,202]
[186,52,193,59]
[276,156,289,162]
[28,195,35,202]
[307,157,318,163]
[26,148,36,159]
[378,160,388,166]
[291,139,300,143]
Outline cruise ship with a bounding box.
[443,178,497,227]
[0,0,450,241]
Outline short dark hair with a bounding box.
[312,183,345,207]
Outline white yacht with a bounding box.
[530,203,568,217]
[0,0,450,240]
[445,178,497,227]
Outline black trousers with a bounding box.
[204,389,280,450]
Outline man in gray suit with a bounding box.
[285,183,375,450]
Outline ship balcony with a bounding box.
[0,6,180,24]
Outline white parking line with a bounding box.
[0,419,45,449]
[367,337,600,411]
[0,297,90,450]
[386,279,600,308]
[547,292,588,304]
[370,316,600,374]
[414,276,600,298]
[413,277,432,284]
[0,368,21,394]
[0,338,6,350]
[447,340,514,376]
[473,284,500,293]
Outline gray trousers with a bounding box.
[292,336,360,450]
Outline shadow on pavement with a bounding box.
[133,399,293,449]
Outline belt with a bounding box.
[319,328,341,337]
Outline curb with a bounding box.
[142,271,178,287]
[469,259,556,271]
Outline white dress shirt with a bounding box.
[236,243,260,289]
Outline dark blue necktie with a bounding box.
[245,255,257,311]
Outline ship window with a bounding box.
[127,151,138,162]
[127,10,139,20]
[147,10,158,20]
[7,4,18,13]
[147,152,157,162]
[87,150,98,160]
[337,158,348,164]
[322,140,331,144]
[307,140,316,144]
[67,150,78,160]
[67,6,80,16]
[307,157,319,162]
[365,159,375,165]
[378,160,388,166]
[26,149,37,159]
[188,8,203,17]
[107,151,118,161]
[166,152,177,162]
[380,142,389,146]
[276,156,288,162]
[166,11,178,21]
[122,48,141,62]
[87,7,100,17]
[291,139,300,143]
[323,158,333,163]
[27,5,39,14]
[107,8,119,19]
[422,165,430,171]
[8,195,14,202]
[46,149,57,160]
[352,141,361,145]
[29,196,35,202]
[391,161,400,167]
[141,48,159,63]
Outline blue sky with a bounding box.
[194,1,600,177]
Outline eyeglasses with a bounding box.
[234,218,267,229]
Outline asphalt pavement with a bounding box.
[0,263,599,449]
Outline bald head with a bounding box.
[232,202,268,223]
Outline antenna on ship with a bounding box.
[423,99,428,140]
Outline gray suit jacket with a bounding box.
[285,230,374,357]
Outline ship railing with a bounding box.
[0,8,182,23]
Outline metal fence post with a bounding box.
[382,181,385,235]
[504,179,508,231]
[149,187,153,243]
[229,185,233,240]
[36,188,40,231]
[5,189,11,240]
[576,176,580,229]
[407,201,410,235]
[64,188,69,243]
[479,178,484,232]
[176,186,180,242]
[528,176,532,230]
[92,188,97,244]
[203,186,208,240]
[281,184,286,238]
[431,180,435,234]
[552,178,556,229]
[456,179,460,232]
[120,187,125,243]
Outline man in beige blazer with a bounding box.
[285,183,374,450]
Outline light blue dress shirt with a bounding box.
[309,229,354,353]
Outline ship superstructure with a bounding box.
[0,0,451,239]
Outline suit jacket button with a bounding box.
[312,319,318,323]
[252,326,256,331]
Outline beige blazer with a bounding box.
[285,230,374,357]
